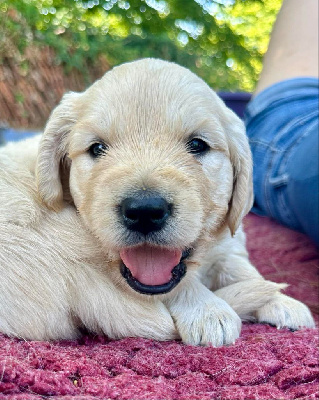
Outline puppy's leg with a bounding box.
[255,292,315,329]
[164,274,241,346]
[204,227,315,329]
[71,267,178,341]
[0,225,78,341]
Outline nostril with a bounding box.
[124,208,139,223]
[150,208,167,223]
[120,194,172,235]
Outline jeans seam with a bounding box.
[245,77,319,116]
[249,109,317,151]
[276,116,318,177]
[264,116,318,226]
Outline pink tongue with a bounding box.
[120,245,182,286]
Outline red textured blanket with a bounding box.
[0,214,318,400]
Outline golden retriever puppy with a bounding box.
[0,59,314,346]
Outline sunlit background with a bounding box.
[0,0,282,130]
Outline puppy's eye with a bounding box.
[187,138,209,155]
[89,142,108,158]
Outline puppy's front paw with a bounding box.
[256,292,315,330]
[175,297,241,347]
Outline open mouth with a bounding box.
[120,245,190,295]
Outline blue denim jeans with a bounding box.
[245,78,319,245]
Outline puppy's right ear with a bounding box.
[36,92,81,211]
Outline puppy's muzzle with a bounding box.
[118,190,188,295]
[120,192,172,235]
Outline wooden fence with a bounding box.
[0,46,110,130]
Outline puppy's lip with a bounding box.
[120,248,191,295]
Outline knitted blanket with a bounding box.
[0,214,318,400]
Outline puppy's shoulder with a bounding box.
[0,135,43,227]
[199,224,248,271]
[216,225,247,253]
[0,134,42,175]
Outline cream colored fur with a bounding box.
[0,59,314,346]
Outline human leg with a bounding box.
[245,0,319,244]
[255,0,318,95]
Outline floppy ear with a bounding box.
[36,92,81,211]
[222,107,253,236]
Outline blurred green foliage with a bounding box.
[0,0,282,91]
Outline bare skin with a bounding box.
[255,0,319,96]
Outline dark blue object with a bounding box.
[218,92,252,119]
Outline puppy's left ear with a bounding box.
[222,107,253,236]
[36,92,81,211]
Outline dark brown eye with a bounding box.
[89,142,108,158]
[187,138,209,155]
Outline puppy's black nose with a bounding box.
[120,195,171,235]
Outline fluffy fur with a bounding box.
[0,59,314,346]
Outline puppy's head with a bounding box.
[37,59,253,295]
